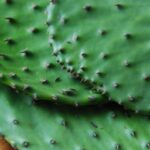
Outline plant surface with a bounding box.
[0,0,102,105]
[47,0,150,112]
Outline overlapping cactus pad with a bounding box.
[0,0,103,105]
[47,0,150,112]
[1,84,150,150]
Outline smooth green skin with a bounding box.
[1,84,150,150]
[48,0,150,111]
[0,0,103,105]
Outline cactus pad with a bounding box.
[47,0,150,111]
[0,84,150,150]
[0,0,103,105]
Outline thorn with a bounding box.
[30,27,40,34]
[128,96,136,102]
[124,33,133,40]
[52,96,59,101]
[88,96,96,102]
[50,139,56,145]
[146,143,150,148]
[0,54,10,60]
[59,48,66,54]
[5,17,16,24]
[20,49,32,57]
[90,122,98,128]
[123,60,132,67]
[75,102,79,107]
[4,38,15,45]
[51,0,57,4]
[22,67,30,72]
[111,112,117,118]
[130,131,137,137]
[23,84,32,91]
[81,52,88,58]
[115,144,121,150]
[113,82,120,88]
[0,73,4,79]
[55,77,61,82]
[12,119,19,125]
[5,0,13,5]
[61,17,69,25]
[80,66,87,72]
[40,79,49,85]
[9,72,17,78]
[100,52,109,59]
[115,4,124,10]
[60,119,67,127]
[100,30,107,36]
[62,89,76,96]
[144,75,150,81]
[22,141,30,148]
[46,21,51,26]
[96,71,105,77]
[45,63,55,69]
[90,131,98,138]
[84,5,93,12]
[52,51,58,56]
[73,35,80,41]
[10,83,16,90]
[32,4,41,10]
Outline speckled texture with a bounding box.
[1,84,150,150]
[0,0,103,105]
[47,0,150,112]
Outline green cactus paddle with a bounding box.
[47,0,150,112]
[0,0,103,105]
[0,83,150,150]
